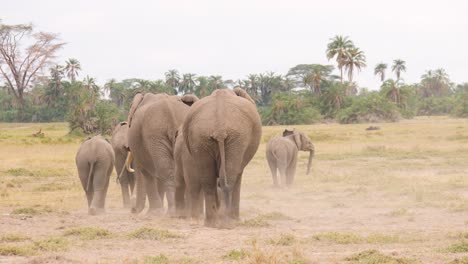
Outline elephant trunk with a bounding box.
[306,150,314,175]
[125,151,135,173]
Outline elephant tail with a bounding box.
[86,161,95,192]
[216,137,230,192]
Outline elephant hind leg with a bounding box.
[286,158,297,186]
[267,155,278,186]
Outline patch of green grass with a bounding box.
[33,237,69,252]
[256,212,292,221]
[269,234,296,246]
[6,168,34,176]
[365,234,400,244]
[0,245,36,256]
[448,256,468,264]
[445,241,468,253]
[223,249,248,260]
[1,233,30,242]
[63,227,113,240]
[128,227,181,240]
[311,232,362,244]
[345,250,418,264]
[11,205,54,215]
[34,182,70,192]
[144,254,169,264]
[239,218,270,227]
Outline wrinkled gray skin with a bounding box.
[175,88,262,228]
[127,93,197,215]
[266,129,315,186]
[75,136,115,215]
[111,122,135,208]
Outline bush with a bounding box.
[337,93,400,124]
[452,94,468,118]
[261,92,322,125]
[417,96,456,115]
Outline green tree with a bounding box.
[302,65,334,95]
[165,69,180,92]
[374,63,387,82]
[65,58,82,82]
[326,35,354,83]
[180,73,197,94]
[392,59,406,81]
[343,47,366,82]
[321,81,348,115]
[419,68,452,97]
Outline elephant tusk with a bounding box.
[125,151,135,173]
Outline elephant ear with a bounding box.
[180,94,199,107]
[127,93,144,128]
[282,128,295,137]
[293,132,302,150]
[233,87,255,105]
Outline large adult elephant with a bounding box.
[175,88,262,227]
[111,122,135,208]
[266,129,315,186]
[75,136,115,215]
[126,93,198,215]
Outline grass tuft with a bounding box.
[128,227,181,240]
[345,249,419,264]
[33,237,69,252]
[64,227,113,240]
[448,256,468,264]
[1,233,30,242]
[223,249,248,260]
[144,254,169,264]
[240,218,270,228]
[445,241,468,253]
[269,234,296,246]
[0,245,35,256]
[311,232,362,244]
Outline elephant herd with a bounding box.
[75,88,315,228]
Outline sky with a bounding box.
[2,0,468,90]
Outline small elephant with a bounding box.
[111,122,135,208]
[266,129,315,186]
[175,88,262,228]
[75,136,115,215]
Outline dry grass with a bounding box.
[0,117,467,262]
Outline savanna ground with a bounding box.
[1,116,468,264]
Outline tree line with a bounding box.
[1,21,467,134]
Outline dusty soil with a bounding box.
[1,117,468,263]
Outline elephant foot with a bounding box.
[88,207,104,215]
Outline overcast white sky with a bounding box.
[3,0,468,90]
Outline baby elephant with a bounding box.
[266,129,315,186]
[76,136,115,215]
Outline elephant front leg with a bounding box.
[120,174,132,208]
[131,169,146,214]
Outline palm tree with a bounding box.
[180,73,197,94]
[195,76,211,97]
[49,64,64,97]
[420,68,452,97]
[326,35,355,83]
[165,69,180,91]
[342,47,366,82]
[246,74,258,96]
[381,79,400,104]
[392,59,406,80]
[83,75,100,102]
[322,82,347,112]
[65,58,81,82]
[208,75,224,90]
[374,63,387,82]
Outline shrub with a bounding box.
[261,92,322,125]
[452,94,468,118]
[417,96,456,115]
[337,93,400,124]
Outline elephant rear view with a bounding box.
[179,88,262,227]
[76,136,115,215]
[266,129,315,186]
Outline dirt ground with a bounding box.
[1,117,468,263]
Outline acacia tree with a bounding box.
[0,22,65,107]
